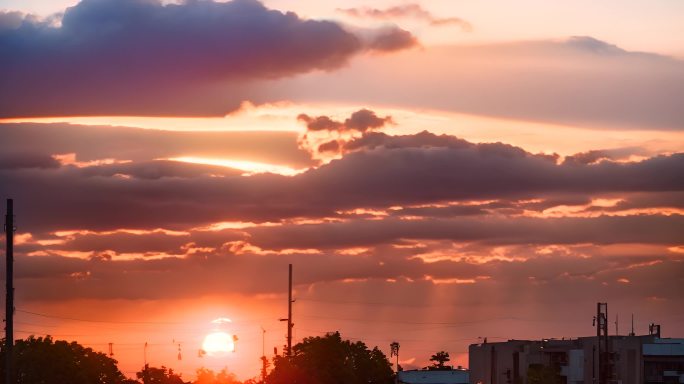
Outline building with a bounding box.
[469,331,684,383]
[398,368,469,384]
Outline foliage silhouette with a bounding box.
[194,367,241,384]
[428,351,451,370]
[266,331,393,384]
[0,335,126,384]
[137,364,188,384]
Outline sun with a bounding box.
[202,331,235,355]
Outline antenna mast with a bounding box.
[595,302,613,384]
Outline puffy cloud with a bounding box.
[298,109,393,133]
[345,130,471,151]
[297,115,344,132]
[344,109,395,132]
[298,109,396,159]
[0,11,27,30]
[0,0,416,117]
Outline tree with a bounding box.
[266,331,393,384]
[0,335,127,384]
[259,356,269,383]
[389,342,400,373]
[428,351,451,370]
[193,367,241,384]
[137,364,188,384]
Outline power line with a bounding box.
[16,309,187,325]
[298,313,530,326]
[16,309,275,327]
[297,297,460,308]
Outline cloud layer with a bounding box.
[1,121,682,234]
[0,123,312,168]
[268,37,684,130]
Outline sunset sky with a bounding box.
[0,0,683,380]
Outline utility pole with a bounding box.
[278,264,294,358]
[5,199,15,384]
[261,327,266,357]
[261,327,267,383]
[287,264,293,357]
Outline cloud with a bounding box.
[564,36,626,55]
[298,109,393,133]
[11,238,683,305]
[297,115,343,132]
[0,0,416,117]
[1,127,682,233]
[563,147,648,165]
[77,160,243,179]
[338,4,472,31]
[0,152,60,170]
[244,214,684,250]
[362,26,418,52]
[0,11,27,30]
[298,109,396,160]
[52,228,245,254]
[0,123,313,168]
[318,140,341,154]
[344,109,395,131]
[344,130,470,151]
[267,38,684,130]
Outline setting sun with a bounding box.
[201,332,235,355]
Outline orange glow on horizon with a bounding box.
[4,102,683,159]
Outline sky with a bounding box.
[0,0,683,380]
